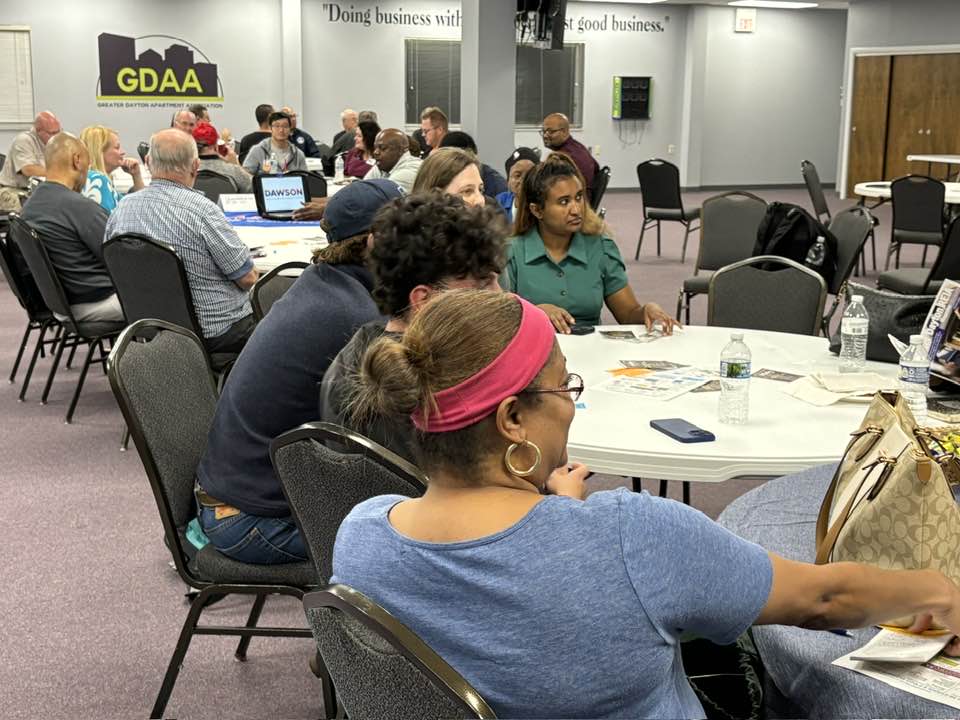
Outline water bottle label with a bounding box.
[720,361,751,379]
[899,365,930,384]
[841,318,868,336]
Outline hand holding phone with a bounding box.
[650,418,716,443]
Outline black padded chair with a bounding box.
[102,234,236,372]
[0,151,6,172]
[304,584,496,720]
[106,320,319,720]
[0,229,61,399]
[590,165,611,211]
[708,256,827,336]
[251,261,308,321]
[878,214,960,296]
[634,159,700,262]
[887,175,946,270]
[270,422,426,585]
[9,215,123,422]
[676,191,766,323]
[821,206,876,335]
[136,142,149,163]
[286,170,328,199]
[802,159,877,273]
[194,168,238,203]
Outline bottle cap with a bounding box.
[910,334,923,344]
[851,295,864,303]
[731,332,744,341]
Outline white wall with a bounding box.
[689,5,847,187]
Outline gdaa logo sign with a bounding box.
[96,32,222,101]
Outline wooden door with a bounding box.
[847,55,891,196]
[925,53,960,179]
[885,54,944,180]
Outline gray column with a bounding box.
[460,0,517,170]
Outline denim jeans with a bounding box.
[198,506,307,564]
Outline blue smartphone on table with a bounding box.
[650,418,716,443]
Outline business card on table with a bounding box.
[599,330,639,340]
[691,380,722,393]
[754,368,803,382]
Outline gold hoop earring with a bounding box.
[504,440,542,477]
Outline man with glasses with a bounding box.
[241,110,308,175]
[419,106,449,155]
[280,105,321,158]
[0,111,61,212]
[541,112,599,196]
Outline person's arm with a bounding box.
[303,132,321,159]
[233,266,259,290]
[19,163,45,178]
[606,286,679,335]
[76,202,109,261]
[201,208,258,288]
[120,158,145,192]
[242,145,263,174]
[758,553,960,634]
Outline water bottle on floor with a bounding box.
[334,154,345,182]
[719,333,751,425]
[839,295,869,373]
[899,334,929,424]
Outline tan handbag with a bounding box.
[816,391,960,591]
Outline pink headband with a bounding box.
[411,296,555,433]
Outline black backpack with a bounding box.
[753,201,837,287]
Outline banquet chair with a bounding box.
[9,215,123,422]
[634,159,700,262]
[194,168,238,203]
[286,169,328,198]
[106,319,319,720]
[708,256,827,336]
[802,159,877,273]
[270,422,426,584]
[886,175,945,270]
[0,227,61,399]
[251,261,309,321]
[590,165,611,211]
[821,206,875,335]
[878,214,960,296]
[304,584,497,720]
[676,191,766,323]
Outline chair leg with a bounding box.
[675,290,684,322]
[65,342,78,370]
[65,340,100,424]
[9,322,34,383]
[682,482,691,506]
[896,244,902,270]
[656,220,662,257]
[40,332,70,404]
[234,593,267,661]
[659,479,668,497]
[311,650,337,720]
[19,322,50,401]
[150,587,216,719]
[635,219,648,260]
[884,243,895,271]
[921,245,929,268]
[630,477,643,492]
[869,228,877,271]
[121,425,130,451]
[685,294,692,325]
[681,223,691,264]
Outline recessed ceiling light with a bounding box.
[728,1,819,8]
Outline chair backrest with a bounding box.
[589,165,611,210]
[7,214,75,320]
[0,219,49,319]
[286,170,328,199]
[800,159,831,223]
[826,206,874,295]
[696,191,767,272]
[251,261,308,321]
[270,422,426,583]
[0,152,6,172]
[636,159,683,212]
[102,234,203,337]
[304,585,497,720]
[137,142,149,163]
[106,319,219,585]
[708,255,827,336]
[194,169,238,203]
[891,175,946,233]
[926,214,960,291]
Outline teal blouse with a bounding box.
[82,169,122,214]
[502,226,629,326]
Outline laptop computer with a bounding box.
[253,173,312,221]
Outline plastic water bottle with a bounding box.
[899,334,929,424]
[719,333,751,425]
[334,154,345,182]
[839,295,869,373]
[269,151,281,174]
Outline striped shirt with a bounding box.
[104,179,254,338]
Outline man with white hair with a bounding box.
[105,128,258,354]
[0,110,61,211]
[330,108,359,157]
[171,109,197,135]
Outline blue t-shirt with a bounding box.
[496,190,514,222]
[332,488,772,719]
[83,169,122,213]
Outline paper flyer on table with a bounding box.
[595,367,711,400]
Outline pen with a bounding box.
[827,629,854,638]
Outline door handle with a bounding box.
[926,129,932,135]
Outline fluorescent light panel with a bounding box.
[728,1,819,8]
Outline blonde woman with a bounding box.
[79,126,143,213]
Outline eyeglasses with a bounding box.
[540,127,563,136]
[522,373,584,402]
[271,124,290,130]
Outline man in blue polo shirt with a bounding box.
[194,179,404,564]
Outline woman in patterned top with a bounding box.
[79,125,144,213]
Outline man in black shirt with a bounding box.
[19,133,123,322]
[281,105,321,158]
[238,103,273,164]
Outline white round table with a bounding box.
[559,325,898,483]
[854,180,960,204]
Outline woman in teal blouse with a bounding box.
[79,125,144,213]
[503,154,677,334]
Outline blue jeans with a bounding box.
[198,506,307,564]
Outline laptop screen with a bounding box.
[258,175,307,214]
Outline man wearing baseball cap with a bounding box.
[193,121,252,193]
[497,147,540,222]
[195,178,404,564]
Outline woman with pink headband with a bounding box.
[331,289,960,719]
